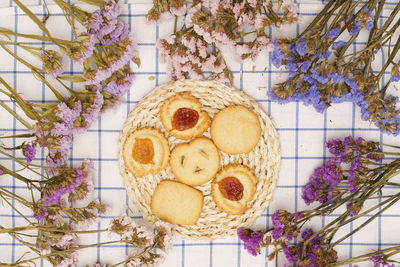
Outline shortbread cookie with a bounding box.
[170,137,220,186]
[151,180,204,225]
[160,92,211,140]
[122,127,169,177]
[211,105,261,154]
[211,164,257,215]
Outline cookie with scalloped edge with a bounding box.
[122,127,169,177]
[160,92,211,140]
[211,164,257,215]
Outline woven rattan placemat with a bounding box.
[118,79,281,240]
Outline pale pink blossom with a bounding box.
[233,2,244,18]
[165,34,176,45]
[236,44,252,56]
[193,25,212,43]
[170,5,187,16]
[185,4,201,27]
[197,40,207,58]
[282,0,299,15]
[188,53,201,65]
[247,0,257,8]
[254,14,265,30]
[56,251,79,267]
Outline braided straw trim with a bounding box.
[118,79,281,240]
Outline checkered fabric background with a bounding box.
[0,1,399,266]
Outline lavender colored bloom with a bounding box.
[237,228,263,256]
[327,28,340,38]
[0,169,3,175]
[295,39,308,57]
[33,208,48,221]
[73,35,95,63]
[42,169,83,206]
[366,21,374,31]
[294,211,302,220]
[348,157,362,193]
[346,203,359,216]
[271,38,285,68]
[325,138,345,156]
[344,77,359,90]
[283,246,300,264]
[22,142,36,163]
[87,10,103,32]
[103,71,134,97]
[300,60,311,73]
[369,254,395,267]
[391,73,400,82]
[99,21,129,45]
[332,41,346,49]
[328,72,343,83]
[103,0,121,20]
[349,22,361,36]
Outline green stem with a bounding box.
[0,101,32,129]
[328,246,400,266]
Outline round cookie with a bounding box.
[151,180,204,225]
[211,164,257,215]
[170,137,220,186]
[122,127,169,177]
[211,105,261,154]
[160,92,211,140]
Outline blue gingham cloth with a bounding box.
[0,1,399,266]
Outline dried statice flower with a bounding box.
[302,136,383,205]
[267,2,400,136]
[22,141,36,163]
[149,0,299,84]
[369,254,395,267]
[237,228,263,256]
[271,210,301,241]
[69,34,95,63]
[147,0,186,22]
[40,49,63,79]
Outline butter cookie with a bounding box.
[211,164,257,215]
[160,92,211,140]
[122,127,169,177]
[211,105,261,154]
[170,137,220,186]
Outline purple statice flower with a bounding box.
[310,68,329,84]
[42,169,84,206]
[332,40,346,49]
[327,28,340,39]
[301,158,343,205]
[86,35,137,85]
[294,211,302,220]
[325,138,345,157]
[346,202,359,216]
[283,246,300,264]
[74,35,95,64]
[295,39,308,57]
[22,142,36,163]
[344,77,359,90]
[0,168,3,175]
[80,90,104,131]
[366,21,374,30]
[237,228,263,256]
[271,38,285,68]
[33,207,48,221]
[328,72,344,83]
[103,71,134,98]
[100,21,129,46]
[390,73,400,82]
[369,254,395,267]
[316,51,332,59]
[95,19,118,40]
[349,22,362,36]
[300,60,311,73]
[348,156,362,193]
[87,10,103,32]
[103,0,121,20]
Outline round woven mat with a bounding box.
[118,79,281,240]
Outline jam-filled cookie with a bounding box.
[211,164,257,215]
[170,137,220,186]
[211,105,261,154]
[122,127,169,177]
[151,180,204,225]
[160,92,211,140]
